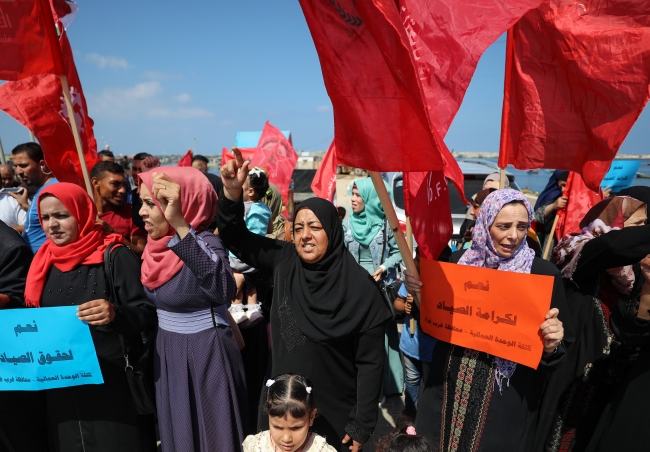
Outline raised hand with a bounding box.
[151,172,190,238]
[220,147,250,201]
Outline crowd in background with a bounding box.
[0,143,649,452]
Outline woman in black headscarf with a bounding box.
[217,150,391,452]
[533,170,569,252]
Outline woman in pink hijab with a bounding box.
[138,167,247,452]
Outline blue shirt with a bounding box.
[23,178,58,254]
[398,283,437,363]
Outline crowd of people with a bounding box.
[0,143,649,452]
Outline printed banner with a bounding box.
[0,306,103,390]
[420,259,554,368]
[601,160,641,192]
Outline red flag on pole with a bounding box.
[177,149,193,167]
[311,140,337,202]
[250,121,298,208]
[554,172,604,240]
[0,0,61,81]
[221,147,256,166]
[500,0,650,191]
[0,16,99,187]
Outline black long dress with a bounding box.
[217,195,386,451]
[416,254,571,452]
[40,245,157,452]
[538,224,650,452]
[0,221,49,452]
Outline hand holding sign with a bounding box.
[540,308,563,354]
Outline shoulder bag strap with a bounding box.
[103,243,131,367]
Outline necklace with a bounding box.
[269,431,310,452]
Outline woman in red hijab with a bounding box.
[25,182,157,452]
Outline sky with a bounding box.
[0,0,648,156]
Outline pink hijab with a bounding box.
[138,167,217,290]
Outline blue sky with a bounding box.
[0,0,648,156]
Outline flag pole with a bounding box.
[36,0,93,198]
[0,137,6,165]
[542,215,560,260]
[498,28,515,190]
[60,74,93,198]
[405,217,416,334]
[369,171,421,309]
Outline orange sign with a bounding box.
[420,259,555,368]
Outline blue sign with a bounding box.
[0,306,103,390]
[601,160,641,192]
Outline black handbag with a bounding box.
[103,243,157,415]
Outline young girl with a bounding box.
[228,167,272,326]
[374,416,433,452]
[243,374,337,452]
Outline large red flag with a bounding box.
[250,121,299,208]
[311,140,337,202]
[299,0,462,193]
[500,0,650,191]
[221,147,256,166]
[177,149,193,167]
[403,170,452,260]
[399,0,543,137]
[0,0,61,80]
[555,172,603,240]
[0,11,99,187]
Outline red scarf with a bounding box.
[24,183,123,307]
[139,167,217,290]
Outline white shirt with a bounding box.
[0,194,26,228]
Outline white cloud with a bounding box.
[316,105,331,112]
[85,52,128,69]
[173,93,191,103]
[143,71,183,80]
[148,107,214,119]
[89,81,213,120]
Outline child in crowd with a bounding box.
[374,416,433,452]
[393,249,437,418]
[228,167,272,327]
[243,374,337,452]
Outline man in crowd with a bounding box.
[192,154,223,194]
[98,149,115,162]
[131,152,160,229]
[0,163,25,231]
[91,161,146,255]
[0,163,18,188]
[9,143,57,253]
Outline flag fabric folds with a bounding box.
[250,121,298,208]
[500,0,650,191]
[0,0,60,81]
[555,172,603,241]
[298,0,461,185]
[311,140,337,202]
[404,171,452,260]
[177,150,193,167]
[0,7,99,188]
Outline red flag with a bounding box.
[399,0,543,137]
[250,121,298,208]
[0,0,62,80]
[299,0,463,193]
[177,150,193,167]
[555,172,604,240]
[403,171,453,260]
[221,147,256,165]
[0,24,99,187]
[311,140,337,202]
[500,0,650,191]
